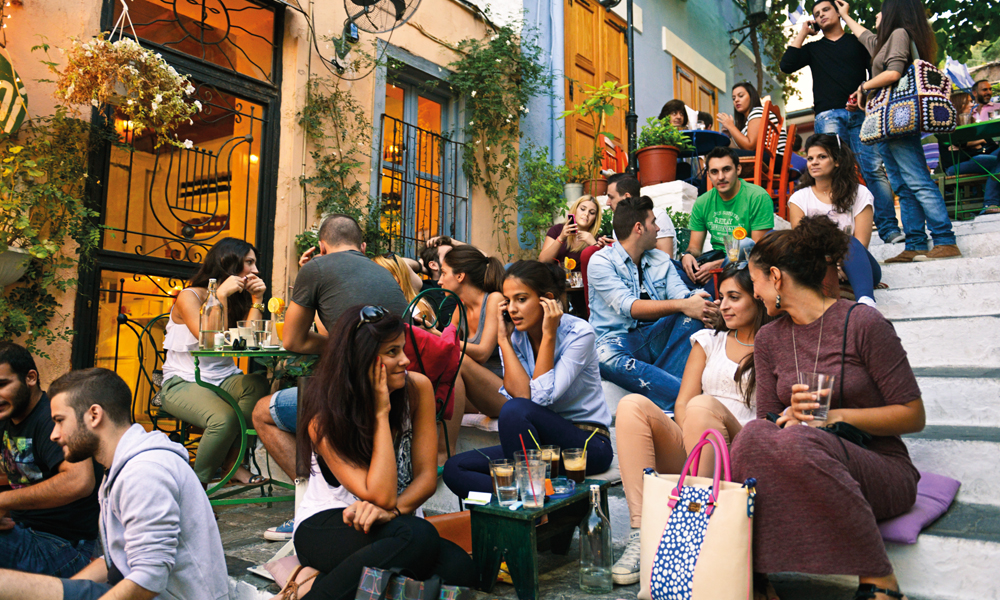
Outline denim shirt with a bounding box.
[587,242,692,342]
[499,315,612,428]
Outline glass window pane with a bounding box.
[114,0,276,83]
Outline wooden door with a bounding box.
[674,58,718,128]
[564,0,627,167]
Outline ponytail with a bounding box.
[442,245,506,294]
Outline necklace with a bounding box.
[792,298,827,379]
[732,329,754,347]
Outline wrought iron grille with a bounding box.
[112,0,278,84]
[378,114,467,254]
[102,82,264,264]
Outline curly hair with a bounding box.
[796,133,860,215]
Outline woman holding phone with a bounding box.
[538,195,608,269]
[442,260,612,498]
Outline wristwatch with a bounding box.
[251,302,266,312]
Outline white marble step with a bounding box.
[878,256,1000,290]
[875,281,1000,320]
[917,371,1000,428]
[892,316,1000,369]
[869,229,1000,261]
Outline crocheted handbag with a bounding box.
[860,40,955,145]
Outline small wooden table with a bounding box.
[469,479,612,600]
[191,348,299,506]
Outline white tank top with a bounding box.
[161,289,242,385]
[690,329,756,425]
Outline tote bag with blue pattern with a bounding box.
[637,429,756,600]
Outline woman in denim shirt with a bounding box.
[442,261,613,497]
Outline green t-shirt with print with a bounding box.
[689,181,774,252]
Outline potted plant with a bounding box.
[51,35,201,148]
[560,80,629,196]
[0,109,101,350]
[561,158,588,206]
[663,206,691,259]
[635,117,693,186]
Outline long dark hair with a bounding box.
[875,0,937,65]
[298,306,409,471]
[188,237,257,328]
[715,266,773,407]
[796,134,860,215]
[442,245,506,294]
[749,215,850,292]
[504,260,567,307]
[732,81,763,132]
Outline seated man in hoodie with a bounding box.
[0,368,228,600]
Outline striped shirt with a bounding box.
[742,106,786,157]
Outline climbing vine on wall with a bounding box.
[449,23,549,259]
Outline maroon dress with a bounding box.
[731,300,921,577]
[546,223,583,271]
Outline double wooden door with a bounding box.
[564,0,628,166]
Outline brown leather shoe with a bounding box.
[884,250,928,264]
[913,244,962,261]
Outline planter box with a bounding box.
[583,178,608,197]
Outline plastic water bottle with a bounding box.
[580,484,613,593]
[198,278,225,350]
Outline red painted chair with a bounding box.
[775,123,797,219]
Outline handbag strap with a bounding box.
[686,429,732,481]
[909,39,920,63]
[838,303,862,410]
[669,435,724,516]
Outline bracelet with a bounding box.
[392,507,402,517]
[251,302,265,311]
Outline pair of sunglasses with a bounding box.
[356,305,388,330]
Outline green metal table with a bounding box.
[469,479,612,600]
[191,348,298,506]
[936,119,1000,218]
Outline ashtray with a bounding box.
[548,477,575,498]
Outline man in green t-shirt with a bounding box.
[679,147,774,289]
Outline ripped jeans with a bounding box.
[595,313,704,411]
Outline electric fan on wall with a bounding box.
[346,0,420,34]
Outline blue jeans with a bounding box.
[674,239,755,299]
[269,386,298,433]
[0,524,95,577]
[595,314,703,411]
[878,135,957,250]
[814,109,901,241]
[842,236,882,301]
[441,398,615,498]
[945,150,1000,208]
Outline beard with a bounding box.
[63,427,100,463]
[0,383,32,421]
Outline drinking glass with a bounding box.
[490,459,517,506]
[251,319,271,348]
[274,314,285,345]
[237,320,254,343]
[515,460,546,508]
[724,234,741,263]
[796,372,835,424]
[562,448,587,484]
[513,450,541,465]
[540,445,561,479]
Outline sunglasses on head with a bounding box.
[356,305,388,330]
[382,251,397,261]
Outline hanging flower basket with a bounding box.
[52,35,201,148]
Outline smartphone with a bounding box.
[566,214,575,227]
[808,20,819,33]
[503,310,513,323]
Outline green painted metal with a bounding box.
[469,479,612,600]
[937,119,1000,220]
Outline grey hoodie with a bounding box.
[99,424,229,600]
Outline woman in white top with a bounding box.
[717,81,787,166]
[277,307,475,600]
[788,133,882,307]
[610,265,773,587]
[160,237,269,486]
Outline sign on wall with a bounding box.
[0,51,28,135]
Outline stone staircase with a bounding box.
[422,214,1000,599]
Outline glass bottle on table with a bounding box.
[199,278,226,350]
[580,484,613,593]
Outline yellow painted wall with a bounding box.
[4,0,518,372]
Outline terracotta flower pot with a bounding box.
[583,178,608,197]
[636,145,680,186]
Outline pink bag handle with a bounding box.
[667,429,732,517]
[686,429,732,481]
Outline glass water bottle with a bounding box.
[580,484,613,593]
[198,278,225,350]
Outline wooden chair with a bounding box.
[775,123,797,219]
[739,100,783,192]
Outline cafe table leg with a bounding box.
[471,511,540,600]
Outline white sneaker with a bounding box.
[612,529,642,585]
[857,296,877,309]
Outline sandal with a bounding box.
[275,565,319,600]
[853,583,905,599]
